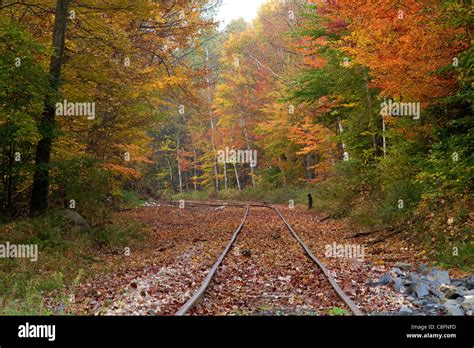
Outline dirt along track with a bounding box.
[187,206,352,316]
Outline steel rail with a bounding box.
[175,204,249,316]
[270,205,363,316]
[171,200,362,316]
[170,200,266,208]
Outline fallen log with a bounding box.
[318,215,331,223]
[367,226,406,245]
[347,225,387,239]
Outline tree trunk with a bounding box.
[382,116,387,158]
[205,51,219,191]
[166,157,175,191]
[363,72,378,155]
[223,162,228,190]
[30,0,69,215]
[243,125,256,188]
[176,136,182,194]
[222,142,228,190]
[210,113,219,191]
[185,172,189,192]
[193,147,197,192]
[6,143,14,214]
[233,163,241,191]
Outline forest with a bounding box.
[0,0,472,319]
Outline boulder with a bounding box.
[429,287,443,298]
[452,279,465,287]
[415,283,430,298]
[443,302,464,316]
[408,272,421,283]
[393,277,404,292]
[391,267,405,276]
[417,264,428,273]
[460,296,474,311]
[466,276,474,290]
[61,209,91,232]
[379,273,393,285]
[399,306,413,315]
[428,270,451,285]
[460,289,474,297]
[444,287,463,300]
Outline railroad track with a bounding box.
[171,201,363,316]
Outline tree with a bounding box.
[30,0,69,215]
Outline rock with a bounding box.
[440,284,456,292]
[408,272,421,283]
[399,306,413,314]
[379,273,393,285]
[391,267,404,276]
[417,264,428,273]
[424,301,441,309]
[416,299,440,309]
[460,289,474,297]
[429,287,443,298]
[394,262,414,271]
[466,276,474,290]
[414,283,430,298]
[428,270,451,285]
[455,296,465,304]
[60,209,91,232]
[393,277,404,292]
[413,299,430,306]
[405,284,414,295]
[451,279,464,287]
[443,302,464,316]
[424,278,442,289]
[460,296,474,311]
[444,287,463,300]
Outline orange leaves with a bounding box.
[289,115,337,179]
[335,0,469,101]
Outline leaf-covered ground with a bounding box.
[68,203,448,316]
[276,206,417,314]
[71,205,243,315]
[189,207,347,315]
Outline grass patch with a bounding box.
[173,187,311,206]
[121,189,146,207]
[434,242,474,273]
[328,307,350,316]
[0,211,146,315]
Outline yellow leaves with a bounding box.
[341,102,357,109]
[103,163,141,179]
